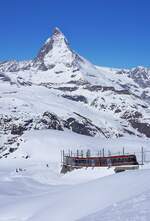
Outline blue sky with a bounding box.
[0,0,150,68]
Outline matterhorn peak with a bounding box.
[52,27,64,37]
[33,27,75,70]
[45,27,68,45]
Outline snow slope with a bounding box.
[0,27,150,220]
[0,162,149,221]
[0,129,150,221]
[79,189,150,221]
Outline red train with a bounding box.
[62,154,138,172]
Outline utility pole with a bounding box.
[102,148,105,157]
[123,147,125,155]
[61,150,62,164]
[100,150,102,156]
[62,150,65,165]
[141,147,144,165]
[108,150,111,156]
[81,150,83,157]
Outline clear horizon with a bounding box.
[0,0,150,68]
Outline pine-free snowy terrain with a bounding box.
[0,27,150,156]
[0,27,150,220]
[0,130,150,221]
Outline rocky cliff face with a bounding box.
[0,27,150,157]
[33,27,77,70]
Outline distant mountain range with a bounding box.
[0,27,150,157]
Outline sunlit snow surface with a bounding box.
[0,130,150,221]
[0,28,150,221]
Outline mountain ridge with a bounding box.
[0,27,150,157]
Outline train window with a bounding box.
[129,157,132,162]
[96,159,100,164]
[101,159,106,165]
[79,159,86,164]
[112,159,116,163]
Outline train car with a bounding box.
[61,154,138,173]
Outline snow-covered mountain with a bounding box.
[1,27,150,221]
[0,27,150,156]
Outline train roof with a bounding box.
[65,154,136,159]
